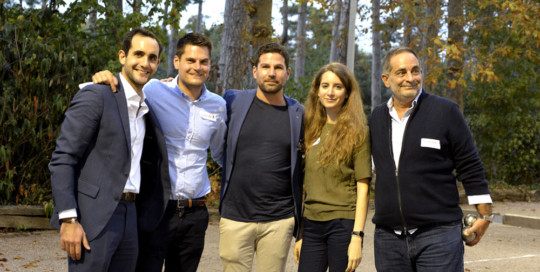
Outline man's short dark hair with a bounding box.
[382,46,419,74]
[176,33,213,58]
[122,27,163,56]
[254,43,290,69]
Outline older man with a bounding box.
[369,46,493,271]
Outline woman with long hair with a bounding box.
[294,63,371,272]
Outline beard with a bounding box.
[258,80,283,94]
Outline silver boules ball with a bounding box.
[463,214,478,227]
[462,227,477,243]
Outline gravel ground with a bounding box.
[1,201,538,271]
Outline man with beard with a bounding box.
[218,43,304,272]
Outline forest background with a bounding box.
[1,0,538,206]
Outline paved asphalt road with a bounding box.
[2,203,539,272]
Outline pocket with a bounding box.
[78,179,100,199]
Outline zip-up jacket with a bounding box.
[370,91,489,231]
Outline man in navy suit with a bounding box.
[49,28,169,271]
[219,43,304,272]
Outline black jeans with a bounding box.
[136,202,209,272]
[298,218,355,272]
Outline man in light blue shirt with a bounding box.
[92,33,226,272]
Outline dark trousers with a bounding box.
[69,200,138,272]
[374,222,464,272]
[298,218,354,272]
[136,201,209,272]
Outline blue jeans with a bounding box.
[298,218,355,272]
[374,222,464,272]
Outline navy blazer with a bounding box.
[220,89,304,237]
[49,75,170,240]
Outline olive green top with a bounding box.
[303,123,372,221]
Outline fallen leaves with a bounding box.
[22,259,40,268]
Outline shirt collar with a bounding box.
[174,75,208,102]
[119,73,146,104]
[386,89,423,111]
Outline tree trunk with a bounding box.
[281,0,289,45]
[330,0,349,64]
[420,0,441,92]
[115,0,122,12]
[446,0,464,111]
[346,0,356,71]
[196,0,203,33]
[330,0,342,63]
[250,0,273,47]
[247,0,273,88]
[167,26,178,77]
[162,1,169,31]
[402,0,417,47]
[132,0,141,14]
[371,0,382,111]
[294,1,307,84]
[88,8,97,34]
[218,0,251,92]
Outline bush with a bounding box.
[0,3,167,204]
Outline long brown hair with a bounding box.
[304,62,368,167]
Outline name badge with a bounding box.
[421,138,440,150]
[200,111,217,122]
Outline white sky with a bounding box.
[179,0,373,53]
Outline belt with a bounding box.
[377,220,461,236]
[170,197,206,208]
[120,192,137,201]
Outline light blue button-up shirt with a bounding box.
[144,77,227,200]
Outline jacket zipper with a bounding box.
[388,112,409,234]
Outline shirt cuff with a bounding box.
[467,194,493,205]
[79,82,92,89]
[59,209,78,219]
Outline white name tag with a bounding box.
[421,138,440,149]
[200,111,217,122]
[312,137,321,146]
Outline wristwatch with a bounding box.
[478,214,494,223]
[61,217,78,224]
[351,231,364,238]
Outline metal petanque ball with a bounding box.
[464,214,478,226]
[462,214,478,242]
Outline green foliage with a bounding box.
[463,0,540,185]
[44,200,54,218]
[375,0,539,186]
[285,77,311,104]
[0,1,177,205]
[1,5,91,204]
